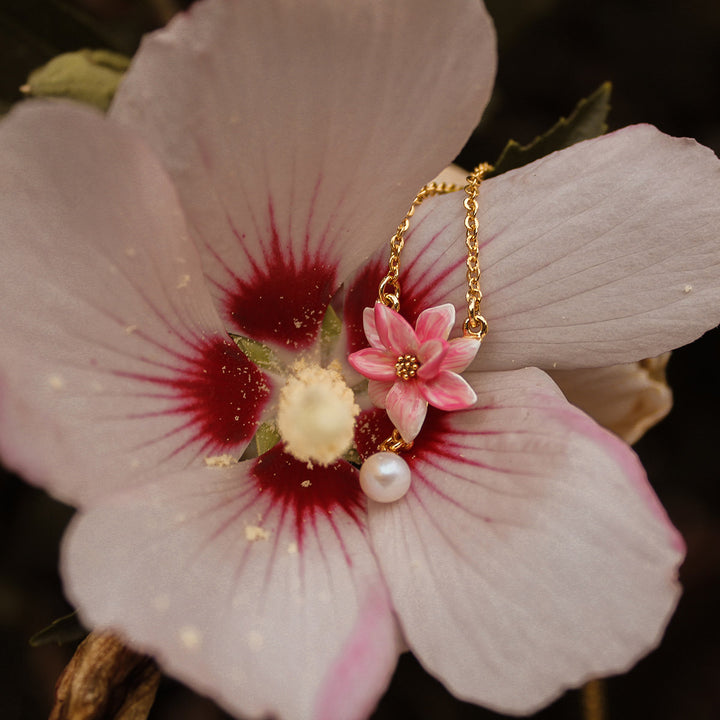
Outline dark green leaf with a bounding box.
[22,49,130,111]
[30,611,86,647]
[489,82,612,177]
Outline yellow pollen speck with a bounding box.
[245,525,270,541]
[277,359,359,465]
[177,274,191,289]
[287,541,298,554]
[124,324,138,334]
[48,375,64,390]
[684,284,693,293]
[301,480,311,488]
[153,594,170,612]
[179,626,202,649]
[248,630,264,651]
[204,454,236,467]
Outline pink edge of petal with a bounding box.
[415,303,456,343]
[315,581,400,720]
[550,399,686,554]
[348,348,397,382]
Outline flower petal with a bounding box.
[378,126,720,370]
[368,380,394,409]
[111,0,496,350]
[364,369,683,715]
[415,303,456,343]
[374,303,418,356]
[416,339,448,380]
[362,306,384,350]
[0,102,272,507]
[418,371,477,411]
[348,348,396,382]
[549,354,672,444]
[385,381,427,443]
[62,458,400,720]
[443,336,482,373]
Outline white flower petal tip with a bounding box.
[349,302,480,442]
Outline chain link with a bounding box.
[374,164,492,453]
[377,182,461,311]
[377,164,492,340]
[462,162,492,339]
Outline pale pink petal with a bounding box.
[418,371,477,410]
[549,354,672,444]
[415,303,456,343]
[111,0,496,351]
[375,126,720,370]
[347,348,396,382]
[62,453,400,720]
[374,303,418,356]
[442,336,482,373]
[385,381,427,443]
[416,339,448,380]
[362,306,384,350]
[368,380,394,409]
[0,102,272,508]
[364,369,683,715]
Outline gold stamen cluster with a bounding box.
[395,354,419,380]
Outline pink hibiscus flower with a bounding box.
[2,1,720,719]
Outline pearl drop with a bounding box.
[359,452,411,503]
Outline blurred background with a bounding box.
[1,0,719,718]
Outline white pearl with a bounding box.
[359,452,411,503]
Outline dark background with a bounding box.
[1,0,719,718]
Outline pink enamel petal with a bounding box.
[348,348,396,382]
[418,371,477,411]
[549,354,672,444]
[374,303,418,356]
[362,306,384,350]
[0,102,272,507]
[368,380,394,409]
[442,337,482,373]
[381,126,720,370]
[385,381,427,443]
[415,303,456,343]
[62,460,401,720]
[367,368,683,715]
[416,339,448,380]
[111,0,496,349]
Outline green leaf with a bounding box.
[320,304,342,361]
[489,82,612,177]
[255,422,281,456]
[30,612,85,647]
[22,49,130,111]
[230,334,283,373]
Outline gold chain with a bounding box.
[377,163,492,340]
[374,163,492,454]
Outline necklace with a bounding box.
[348,163,492,502]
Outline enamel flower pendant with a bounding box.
[347,164,492,502]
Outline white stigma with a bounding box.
[277,360,359,466]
